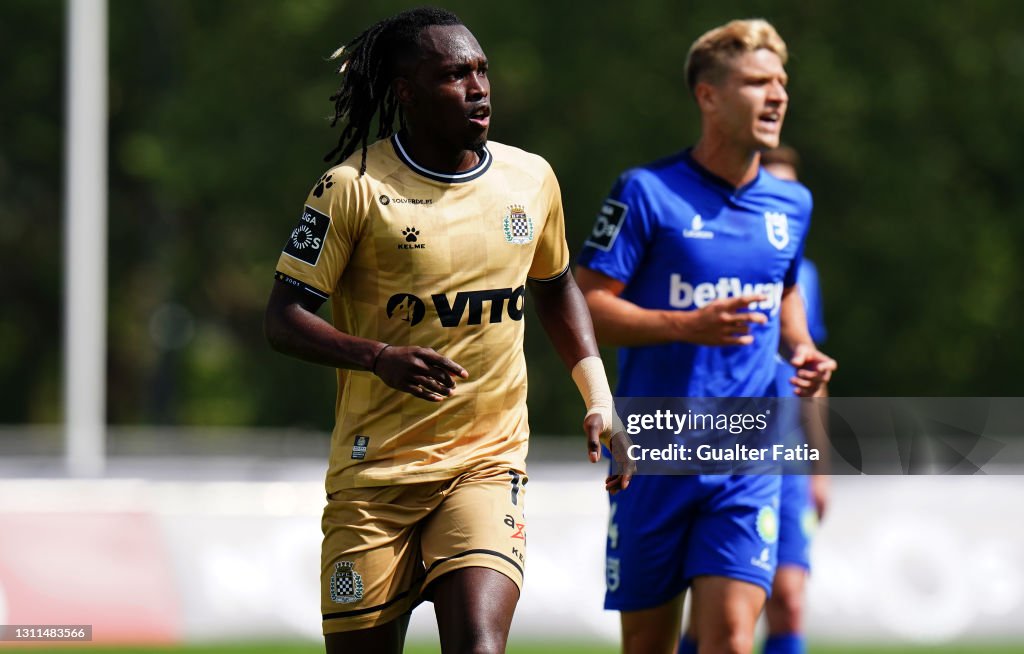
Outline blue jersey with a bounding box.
[579,150,813,398]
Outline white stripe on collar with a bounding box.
[392,133,491,182]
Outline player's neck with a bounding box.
[690,139,760,189]
[398,129,482,175]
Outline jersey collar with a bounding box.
[391,132,492,184]
[682,148,762,198]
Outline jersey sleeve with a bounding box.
[275,166,368,299]
[576,170,656,284]
[527,164,571,281]
[798,259,828,344]
[782,183,814,288]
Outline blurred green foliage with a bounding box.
[3,0,1024,435]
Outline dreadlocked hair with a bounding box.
[324,7,463,174]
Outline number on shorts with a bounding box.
[606,556,621,592]
[608,501,620,549]
[508,470,528,506]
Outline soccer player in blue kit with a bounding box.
[761,145,830,654]
[575,19,836,654]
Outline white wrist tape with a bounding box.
[571,356,619,446]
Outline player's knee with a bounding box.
[456,630,506,654]
[621,613,681,654]
[698,611,760,654]
[766,588,804,633]
[622,631,675,654]
[701,629,755,654]
[728,631,755,654]
[442,617,510,654]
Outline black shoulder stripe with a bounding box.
[527,265,570,283]
[274,272,329,300]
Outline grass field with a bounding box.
[9,643,1024,654]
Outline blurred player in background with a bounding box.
[264,8,630,653]
[576,19,835,654]
[759,145,830,654]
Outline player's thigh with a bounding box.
[320,483,439,637]
[432,566,519,654]
[420,466,528,594]
[605,475,696,612]
[689,575,766,653]
[619,591,687,654]
[325,613,410,654]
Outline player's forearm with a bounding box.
[527,272,600,370]
[267,309,383,370]
[530,272,622,458]
[583,289,690,347]
[778,284,814,358]
[800,384,830,474]
[779,329,815,360]
[265,285,386,371]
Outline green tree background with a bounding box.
[3,0,1023,436]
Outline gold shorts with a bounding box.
[320,466,528,634]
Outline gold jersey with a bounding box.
[275,135,569,491]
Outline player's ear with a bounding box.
[694,81,717,113]
[394,77,414,107]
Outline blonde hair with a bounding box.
[684,19,788,95]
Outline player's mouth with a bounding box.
[467,104,491,129]
[757,111,783,130]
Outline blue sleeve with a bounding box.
[576,171,657,284]
[799,260,828,344]
[782,184,813,288]
[783,242,804,288]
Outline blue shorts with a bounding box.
[776,474,816,570]
[604,474,781,611]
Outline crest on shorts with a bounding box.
[503,204,534,245]
[756,505,779,544]
[764,211,790,250]
[800,505,818,538]
[329,561,364,604]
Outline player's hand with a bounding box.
[677,295,769,346]
[583,412,635,494]
[583,409,623,463]
[584,411,607,464]
[811,474,830,521]
[373,346,469,402]
[604,431,636,495]
[789,344,837,397]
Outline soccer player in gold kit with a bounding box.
[265,8,631,653]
